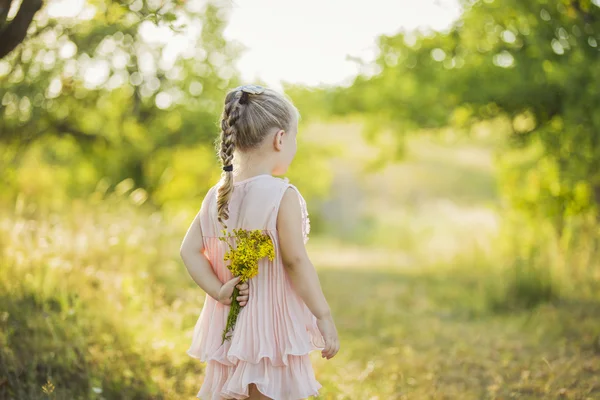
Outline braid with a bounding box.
[217,92,244,228]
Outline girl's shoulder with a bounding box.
[235,174,301,195]
[245,174,290,188]
[202,175,305,208]
[270,178,310,242]
[259,176,306,202]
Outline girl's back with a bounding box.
[180,85,338,400]
[188,175,324,399]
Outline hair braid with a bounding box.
[216,92,244,228]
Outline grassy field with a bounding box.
[312,264,600,399]
[1,122,599,399]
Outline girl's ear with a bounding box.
[273,129,285,151]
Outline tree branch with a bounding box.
[0,0,14,30]
[0,0,43,59]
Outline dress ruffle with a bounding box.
[197,356,322,400]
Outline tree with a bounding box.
[324,0,600,235]
[0,0,193,59]
[1,0,241,203]
[0,0,44,59]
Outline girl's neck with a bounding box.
[233,153,274,183]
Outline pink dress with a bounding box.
[187,174,325,400]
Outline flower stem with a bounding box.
[221,285,241,344]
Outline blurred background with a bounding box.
[1,0,600,398]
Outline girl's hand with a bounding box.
[217,276,250,306]
[316,314,340,359]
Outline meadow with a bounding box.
[2,120,599,399]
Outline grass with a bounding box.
[312,266,600,399]
[1,197,599,399]
[1,124,599,399]
[0,196,203,400]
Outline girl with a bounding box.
[180,84,339,400]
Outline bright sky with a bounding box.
[223,0,462,88]
[40,0,462,91]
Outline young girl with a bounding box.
[180,84,339,400]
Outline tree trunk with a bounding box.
[0,0,43,59]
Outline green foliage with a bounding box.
[319,0,600,236]
[0,0,240,207]
[280,0,600,307]
[0,192,203,399]
[0,0,335,222]
[2,1,600,395]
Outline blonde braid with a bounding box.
[217,91,244,228]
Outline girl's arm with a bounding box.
[277,188,339,359]
[180,211,248,306]
[277,190,330,318]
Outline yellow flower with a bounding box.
[219,229,275,343]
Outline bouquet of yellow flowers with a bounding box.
[219,229,275,344]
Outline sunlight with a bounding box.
[46,0,85,18]
[223,0,462,87]
[41,0,461,88]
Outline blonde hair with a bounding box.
[216,86,297,228]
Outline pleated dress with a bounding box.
[187,174,325,400]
